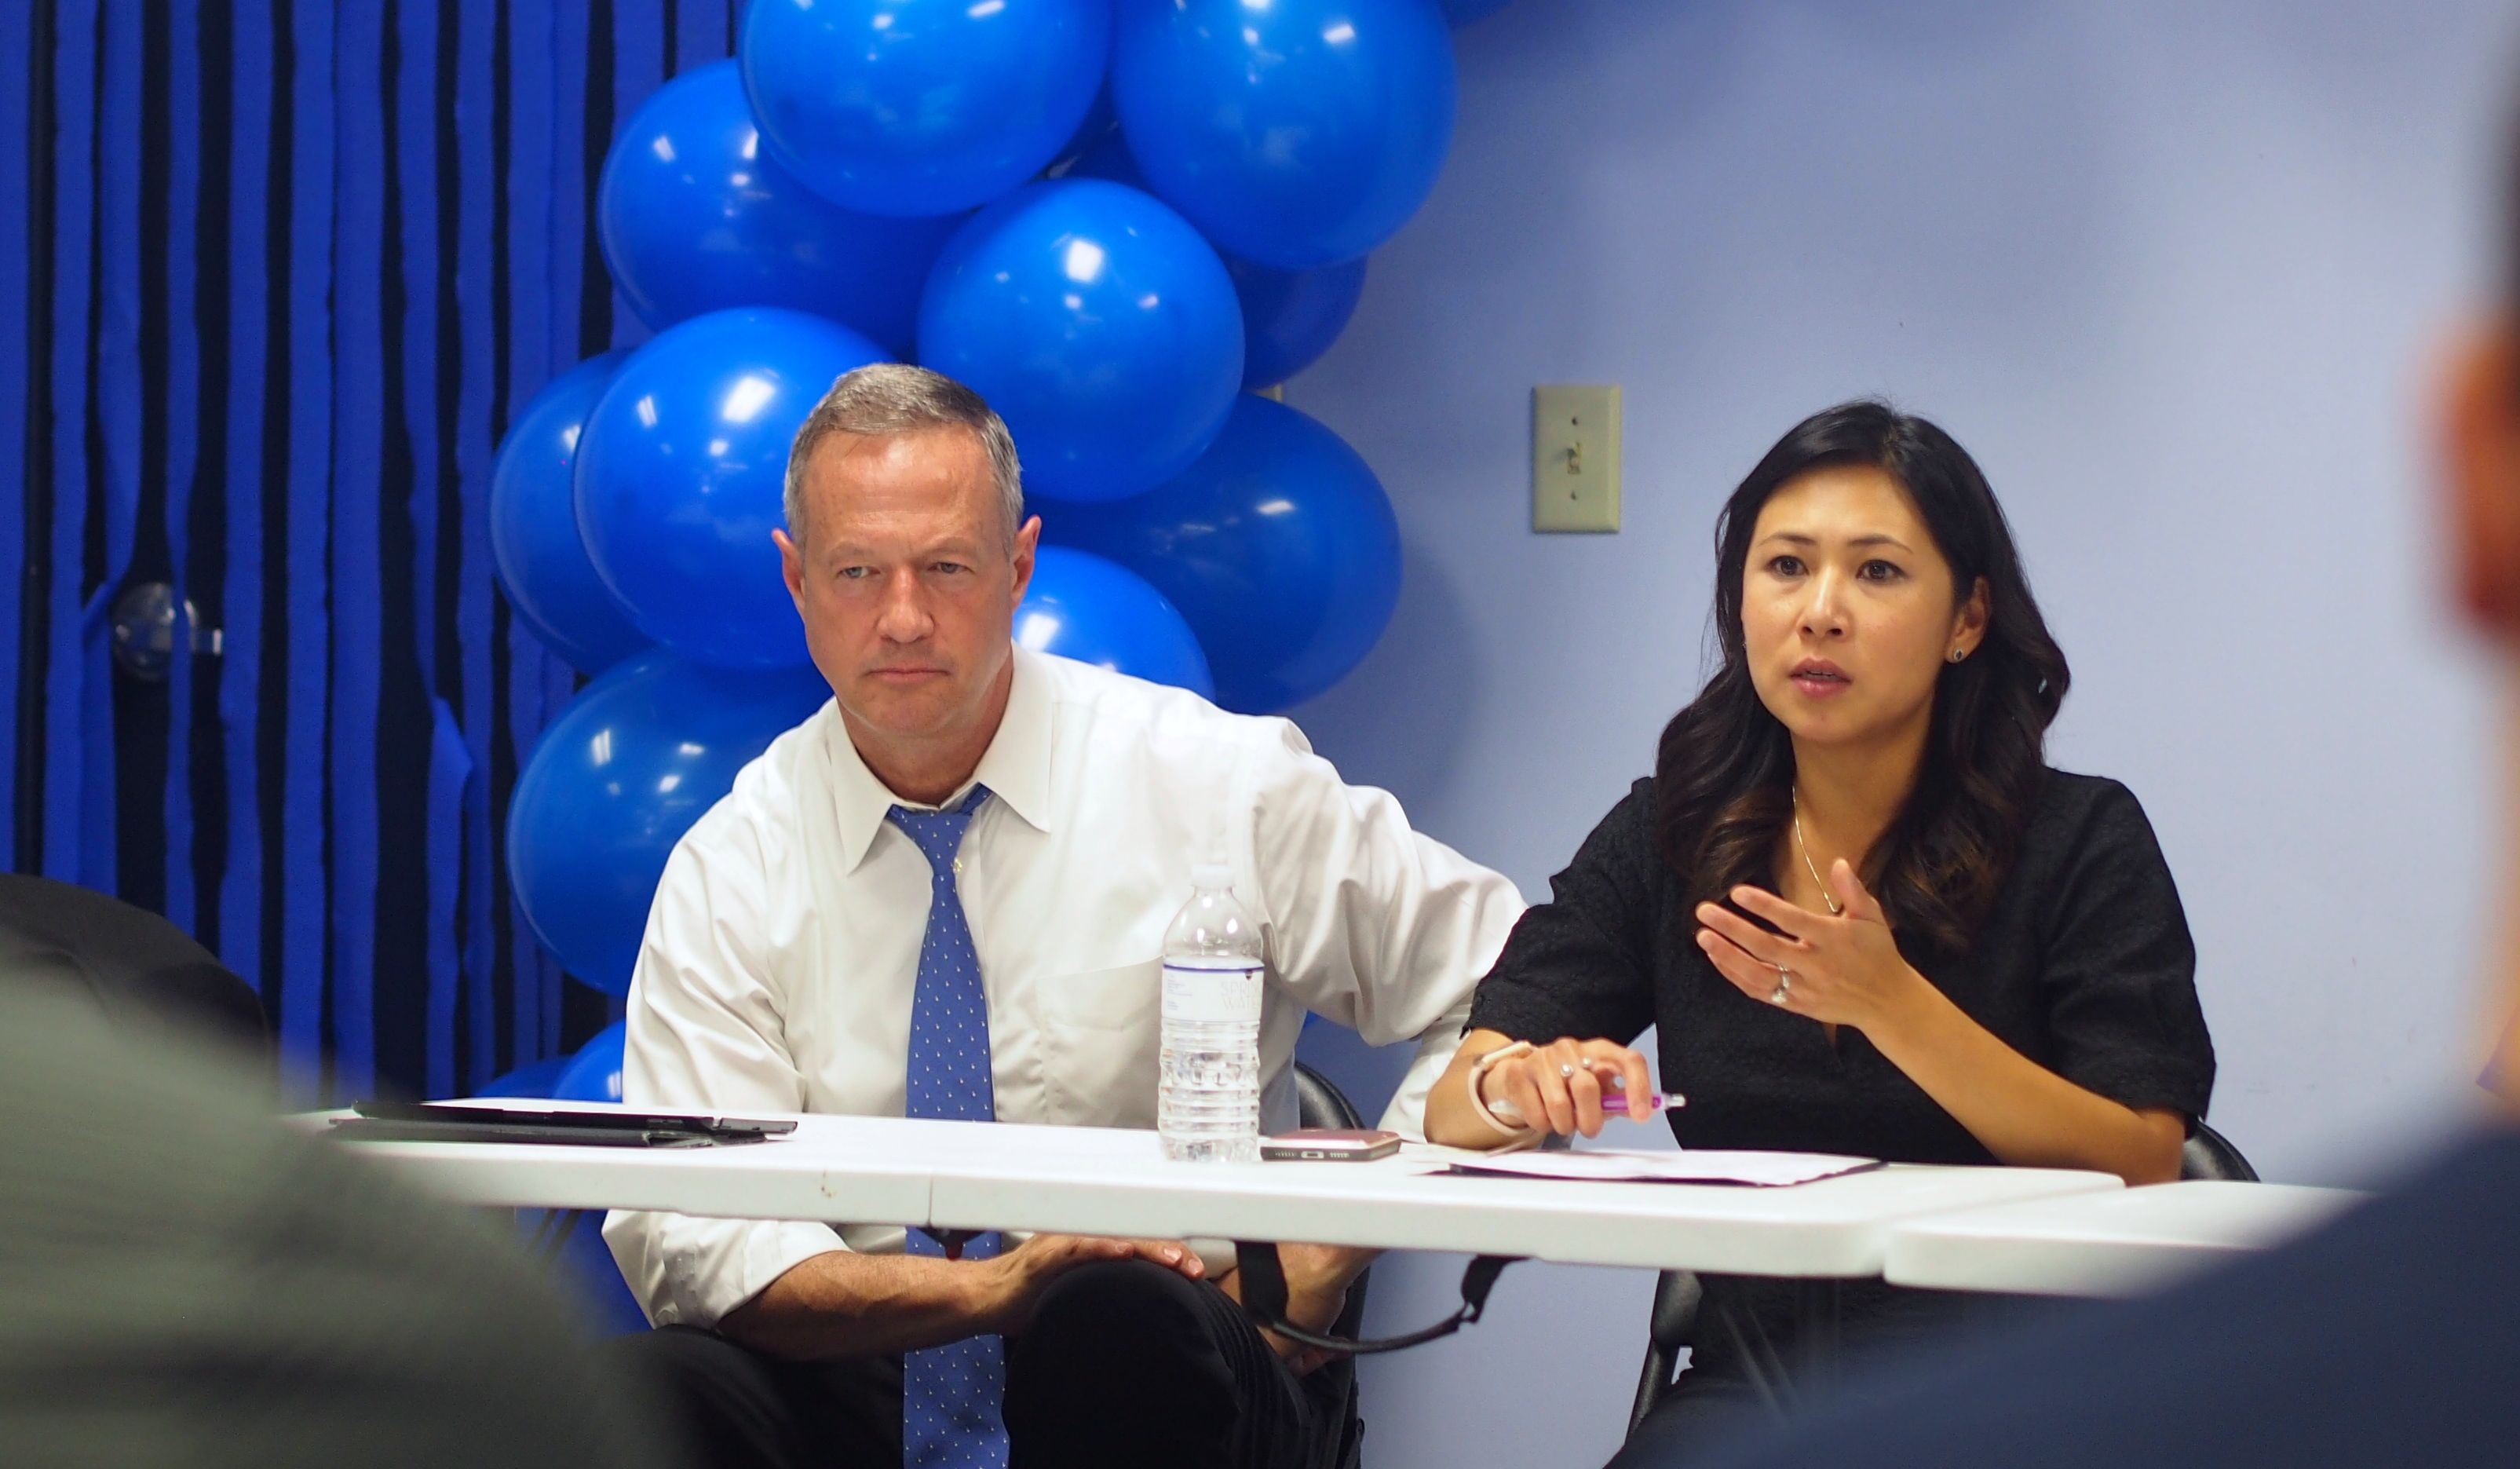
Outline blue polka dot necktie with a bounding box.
[888,787,1008,1469]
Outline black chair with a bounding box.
[1289,1059,1371,1469]
[0,874,270,1069]
[2179,1120,2259,1182]
[1627,1120,2259,1435]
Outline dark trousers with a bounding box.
[615,1259,1353,1469]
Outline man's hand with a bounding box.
[979,1233,1205,1336]
[1218,1242,1375,1376]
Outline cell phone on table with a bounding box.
[1261,1127,1401,1162]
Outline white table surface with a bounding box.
[313,1105,2123,1280]
[1882,1179,2368,1298]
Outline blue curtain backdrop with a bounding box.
[3,0,739,1099]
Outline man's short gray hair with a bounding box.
[783,363,1024,543]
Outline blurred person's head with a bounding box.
[773,364,1041,803]
[2434,90,2520,1109]
[1657,400,2067,952]
[0,985,669,1466]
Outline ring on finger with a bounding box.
[1769,966,1793,1006]
[1560,1062,1578,1079]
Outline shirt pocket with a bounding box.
[1036,960,1161,1127]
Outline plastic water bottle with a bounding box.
[1159,864,1265,1164]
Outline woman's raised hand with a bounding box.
[1694,859,1927,1032]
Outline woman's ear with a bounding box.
[1949,576,1992,661]
[2441,320,2520,639]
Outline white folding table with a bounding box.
[316,1106,2122,1279]
[1882,1179,2367,1299]
[316,1105,2126,1363]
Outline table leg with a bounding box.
[1232,1240,1294,1325]
[1793,1277,1844,1388]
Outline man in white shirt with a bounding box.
[603,364,1525,1469]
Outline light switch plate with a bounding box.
[1532,383,1621,532]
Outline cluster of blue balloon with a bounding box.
[472,1027,649,1334]
[484,2,1499,1068]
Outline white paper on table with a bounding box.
[1443,1148,1881,1187]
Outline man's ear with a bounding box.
[2441,320,2520,638]
[1009,514,1042,607]
[774,527,806,615]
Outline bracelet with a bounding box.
[1463,1040,1544,1151]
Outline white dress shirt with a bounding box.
[602,648,1526,1330]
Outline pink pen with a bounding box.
[1600,1089,1683,1116]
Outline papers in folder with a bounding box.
[1447,1148,1879,1187]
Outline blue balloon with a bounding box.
[597,60,962,354]
[1015,546,1214,699]
[1050,396,1401,714]
[576,307,886,667]
[488,353,652,674]
[508,650,833,995]
[536,1200,652,1336]
[539,1200,652,1335]
[1112,0,1457,268]
[530,1026,652,1332]
[553,1021,627,1103]
[1230,256,1368,390]
[495,1028,648,1333]
[741,0,1110,217]
[469,1054,572,1100]
[919,180,1242,503]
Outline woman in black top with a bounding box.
[1422,401,2215,1456]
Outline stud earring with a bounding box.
[1948,648,1967,663]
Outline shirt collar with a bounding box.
[827,645,1055,873]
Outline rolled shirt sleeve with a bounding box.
[601,827,849,1332]
[1233,719,1527,1140]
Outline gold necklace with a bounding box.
[1791,792,1847,916]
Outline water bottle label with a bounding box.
[1162,963,1262,1025]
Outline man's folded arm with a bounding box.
[601,831,863,1335]
[720,1250,1002,1361]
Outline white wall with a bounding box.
[1285,3,2519,1464]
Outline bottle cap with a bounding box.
[1192,862,1236,891]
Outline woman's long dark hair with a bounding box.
[1655,400,2069,953]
